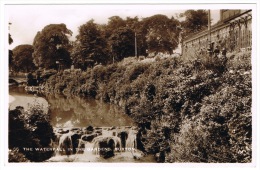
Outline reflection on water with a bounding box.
[9,87,49,113]
[46,94,135,128]
[9,86,135,128]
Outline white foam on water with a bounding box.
[49,127,147,162]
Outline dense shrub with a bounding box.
[8,149,30,162]
[170,52,251,163]
[42,51,252,163]
[9,104,54,162]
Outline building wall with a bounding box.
[182,10,252,58]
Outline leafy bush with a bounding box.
[9,104,54,162]
[126,63,150,82]
[8,149,30,162]
[42,51,251,163]
[170,55,251,162]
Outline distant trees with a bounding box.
[71,14,181,66]
[9,34,13,69]
[9,23,14,72]
[9,33,13,45]
[106,16,142,62]
[71,20,108,70]
[105,16,126,38]
[9,10,210,72]
[109,27,135,62]
[32,23,72,69]
[12,44,36,72]
[142,14,180,54]
[180,10,208,38]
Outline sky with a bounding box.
[6,5,220,49]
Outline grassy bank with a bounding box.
[44,51,252,162]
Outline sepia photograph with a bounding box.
[1,0,259,169]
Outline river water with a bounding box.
[9,86,155,162]
[9,86,135,128]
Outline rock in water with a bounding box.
[86,126,94,134]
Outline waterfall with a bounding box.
[101,128,118,137]
[126,129,137,150]
[48,126,145,162]
[57,132,74,156]
[91,135,122,155]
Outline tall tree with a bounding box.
[32,24,72,69]
[125,16,147,57]
[9,23,14,71]
[71,20,108,70]
[9,33,13,45]
[109,27,135,61]
[12,44,36,72]
[142,14,180,54]
[181,10,208,38]
[104,16,126,38]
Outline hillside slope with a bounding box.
[44,51,252,162]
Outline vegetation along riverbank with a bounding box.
[41,51,252,163]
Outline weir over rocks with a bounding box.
[48,126,146,162]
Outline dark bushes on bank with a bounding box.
[9,104,54,162]
[43,51,252,163]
